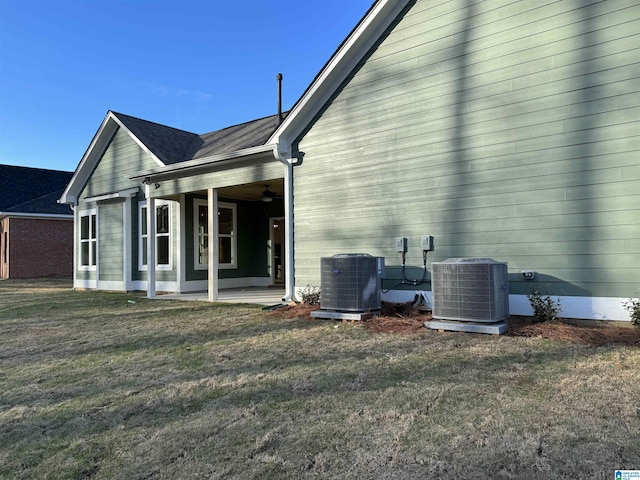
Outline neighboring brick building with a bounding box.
[0,165,73,279]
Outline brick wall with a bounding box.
[6,217,73,278]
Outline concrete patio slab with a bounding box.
[157,287,287,306]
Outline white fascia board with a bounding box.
[129,143,277,182]
[60,114,118,206]
[0,212,73,220]
[83,186,140,203]
[268,0,411,148]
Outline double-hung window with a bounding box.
[79,210,97,269]
[193,199,236,269]
[139,200,172,270]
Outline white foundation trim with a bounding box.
[74,278,97,289]
[379,290,632,322]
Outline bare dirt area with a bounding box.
[272,302,640,346]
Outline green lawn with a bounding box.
[1,279,638,479]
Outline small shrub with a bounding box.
[527,289,562,323]
[623,294,640,327]
[299,285,321,305]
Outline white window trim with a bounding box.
[78,208,97,271]
[193,199,237,270]
[139,200,173,271]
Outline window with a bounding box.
[79,210,97,269]
[194,201,208,269]
[139,201,172,270]
[194,200,236,269]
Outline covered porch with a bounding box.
[126,118,298,304]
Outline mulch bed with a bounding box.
[507,316,640,347]
[271,302,640,346]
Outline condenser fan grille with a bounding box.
[432,259,509,323]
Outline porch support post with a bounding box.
[123,197,132,291]
[177,194,186,292]
[146,187,156,298]
[207,188,219,301]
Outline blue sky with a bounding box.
[0,0,373,172]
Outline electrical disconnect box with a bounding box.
[395,237,408,253]
[421,235,435,252]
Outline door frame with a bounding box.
[269,216,285,285]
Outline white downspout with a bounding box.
[274,144,296,302]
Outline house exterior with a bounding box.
[59,112,288,295]
[61,0,639,321]
[1,165,74,279]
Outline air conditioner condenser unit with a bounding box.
[319,254,385,312]
[430,258,509,333]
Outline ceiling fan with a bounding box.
[261,185,281,203]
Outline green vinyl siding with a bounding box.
[76,127,176,283]
[98,202,123,282]
[80,127,157,201]
[294,0,640,298]
[148,156,283,198]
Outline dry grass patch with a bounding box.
[1,280,639,479]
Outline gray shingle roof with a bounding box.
[188,114,284,160]
[111,111,285,165]
[0,164,73,215]
[111,112,200,165]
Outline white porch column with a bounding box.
[178,194,186,292]
[208,188,219,301]
[123,197,132,291]
[146,189,156,298]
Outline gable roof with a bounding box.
[0,164,73,216]
[111,112,199,165]
[61,110,286,204]
[111,111,284,164]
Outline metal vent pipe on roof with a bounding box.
[276,73,283,125]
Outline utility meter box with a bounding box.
[421,235,435,252]
[395,237,408,253]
